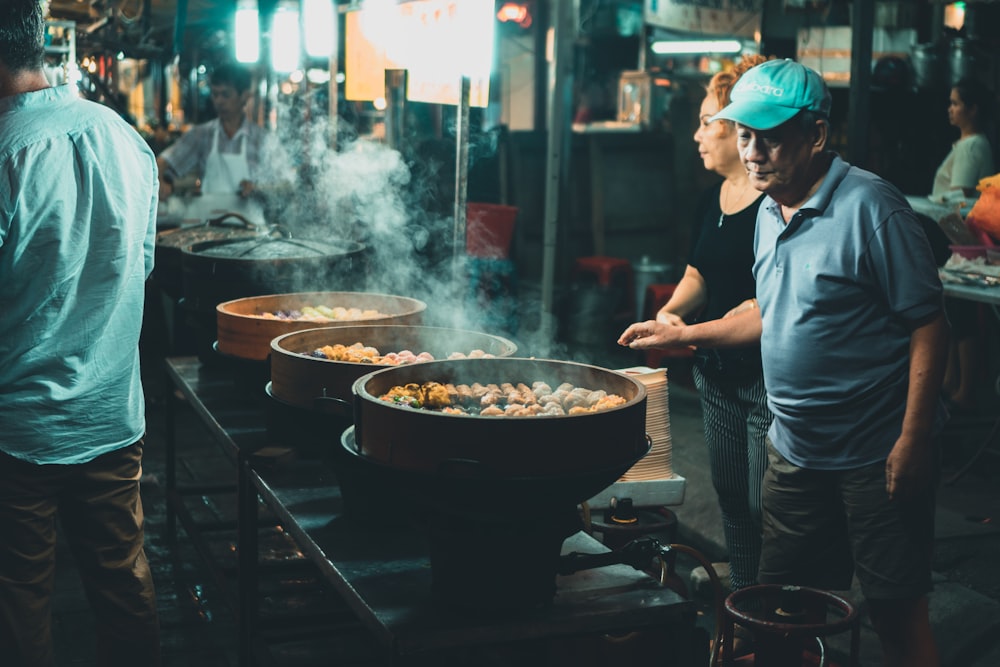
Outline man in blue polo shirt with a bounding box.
[619,59,947,667]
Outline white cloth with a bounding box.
[202,123,250,194]
[185,124,264,224]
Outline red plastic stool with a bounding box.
[644,283,680,319]
[572,256,634,320]
[723,585,861,667]
[642,283,694,370]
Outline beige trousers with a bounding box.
[0,441,160,667]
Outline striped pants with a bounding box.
[693,366,773,591]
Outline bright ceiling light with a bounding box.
[235,1,259,64]
[944,2,966,30]
[497,2,531,28]
[650,39,742,55]
[271,3,301,73]
[303,0,336,58]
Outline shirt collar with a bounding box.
[216,116,249,140]
[805,153,849,215]
[764,152,849,222]
[0,83,74,115]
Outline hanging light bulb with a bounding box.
[235,0,260,64]
[497,2,531,28]
[303,0,336,59]
[271,1,301,73]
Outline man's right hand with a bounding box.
[618,320,690,351]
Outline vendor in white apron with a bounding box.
[188,123,265,224]
[156,62,269,226]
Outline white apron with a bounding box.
[185,122,265,225]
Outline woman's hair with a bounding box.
[706,54,771,112]
[953,77,996,131]
[0,0,45,72]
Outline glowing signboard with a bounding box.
[345,0,493,107]
[644,0,763,39]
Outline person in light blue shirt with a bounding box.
[620,59,947,667]
[0,1,160,664]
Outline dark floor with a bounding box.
[48,329,1000,666]
[52,396,239,666]
[53,383,385,667]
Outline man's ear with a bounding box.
[812,119,828,152]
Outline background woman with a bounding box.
[654,55,773,597]
[933,78,995,411]
[931,77,995,202]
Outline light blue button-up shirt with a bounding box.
[0,84,157,464]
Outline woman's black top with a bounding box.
[687,181,765,383]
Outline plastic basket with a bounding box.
[466,203,518,258]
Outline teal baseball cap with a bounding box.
[710,58,832,130]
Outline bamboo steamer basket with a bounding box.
[216,291,427,361]
[269,325,517,410]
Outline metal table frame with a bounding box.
[164,356,698,666]
[943,283,1000,308]
[942,283,1000,483]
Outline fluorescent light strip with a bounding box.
[651,39,742,55]
[235,5,260,63]
[303,0,336,58]
[272,6,301,73]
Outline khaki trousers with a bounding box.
[0,441,160,667]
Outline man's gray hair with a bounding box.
[796,109,830,138]
[0,0,46,72]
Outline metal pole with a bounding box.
[258,0,278,129]
[328,8,340,151]
[540,0,574,341]
[847,0,873,168]
[453,76,472,287]
[637,22,647,73]
[532,0,549,133]
[172,0,186,59]
[156,60,168,129]
[384,69,408,152]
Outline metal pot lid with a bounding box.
[156,212,267,249]
[185,237,365,260]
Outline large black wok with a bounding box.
[348,359,650,611]
[339,424,649,519]
[153,213,268,299]
[339,424,651,610]
[181,236,368,314]
[352,357,648,478]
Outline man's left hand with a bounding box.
[885,434,933,501]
